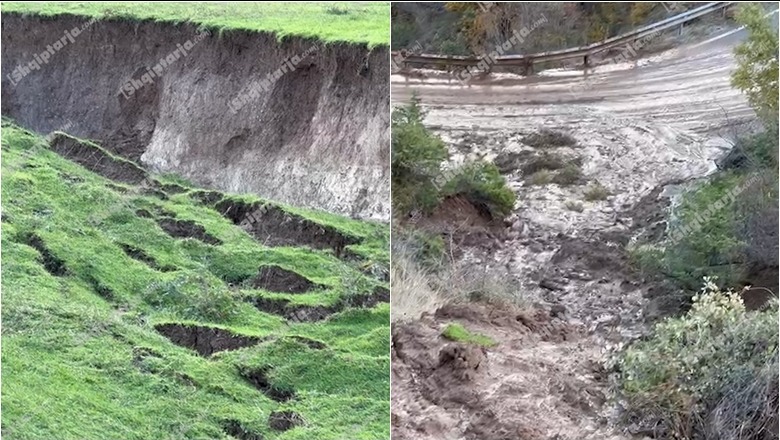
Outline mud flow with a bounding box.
[391,23,765,440]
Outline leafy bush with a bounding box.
[616,278,778,439]
[731,2,779,124]
[144,274,237,321]
[664,172,746,289]
[441,162,516,220]
[392,95,448,217]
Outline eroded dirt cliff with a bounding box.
[2,13,389,219]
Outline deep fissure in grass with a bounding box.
[251,265,324,294]
[156,217,223,246]
[3,121,389,439]
[215,198,359,257]
[238,366,296,403]
[18,232,68,276]
[119,243,177,272]
[249,286,390,322]
[154,323,264,357]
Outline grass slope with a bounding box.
[1,2,390,46]
[1,121,389,440]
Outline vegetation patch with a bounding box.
[522,129,578,149]
[583,181,609,201]
[2,121,389,439]
[616,280,778,439]
[441,323,497,348]
[2,2,391,46]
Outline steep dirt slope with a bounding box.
[1,14,389,220]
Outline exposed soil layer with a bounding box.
[392,303,595,440]
[2,14,390,220]
[238,367,296,402]
[156,218,222,246]
[268,411,304,432]
[215,199,358,256]
[154,323,263,357]
[250,286,389,322]
[20,233,68,276]
[251,265,323,294]
[222,420,264,440]
[119,243,176,272]
[49,134,147,185]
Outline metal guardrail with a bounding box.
[393,2,735,73]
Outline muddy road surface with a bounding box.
[391,29,756,440]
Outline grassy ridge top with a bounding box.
[1,1,390,46]
[1,121,389,440]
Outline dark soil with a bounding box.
[119,243,176,272]
[19,233,67,276]
[49,134,147,185]
[251,265,323,293]
[2,14,389,219]
[238,367,296,402]
[190,190,225,206]
[156,218,222,245]
[222,420,264,440]
[154,323,263,357]
[215,199,358,256]
[268,411,304,432]
[249,286,389,322]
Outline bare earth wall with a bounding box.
[1,14,390,220]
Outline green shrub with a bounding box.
[664,172,746,289]
[552,162,583,185]
[583,181,609,201]
[527,169,553,185]
[522,129,577,149]
[441,162,516,220]
[441,323,497,347]
[731,2,779,124]
[144,274,237,321]
[392,95,449,217]
[616,278,778,438]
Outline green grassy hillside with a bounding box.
[1,120,389,440]
[1,2,390,46]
